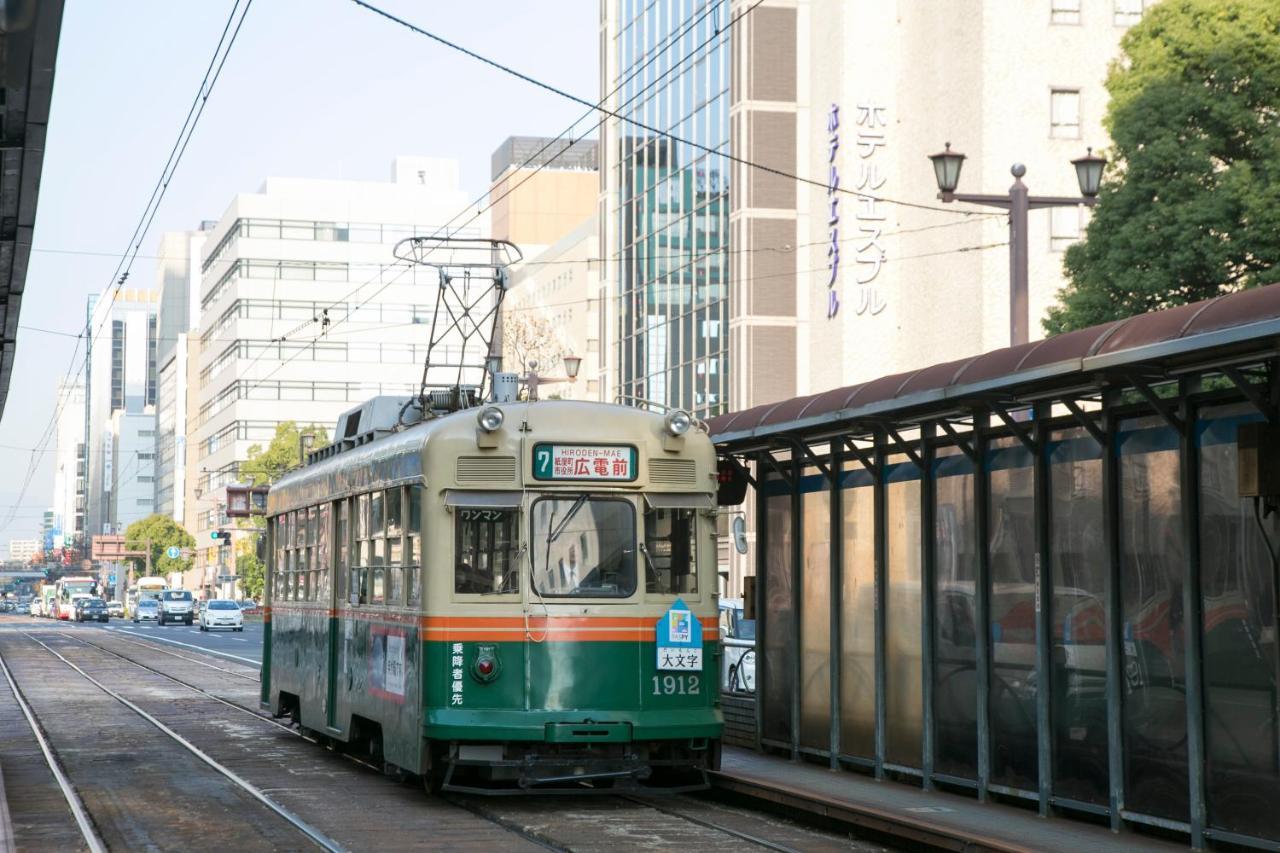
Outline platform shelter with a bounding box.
[708,284,1280,850]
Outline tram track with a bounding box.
[37,624,885,852]
[18,630,345,852]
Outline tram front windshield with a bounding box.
[531,496,636,598]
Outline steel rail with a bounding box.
[21,632,345,853]
[617,795,801,853]
[0,650,106,853]
[55,630,577,852]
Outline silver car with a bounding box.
[132,599,160,623]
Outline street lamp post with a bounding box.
[490,355,583,401]
[927,143,1106,346]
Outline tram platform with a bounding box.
[711,747,1188,852]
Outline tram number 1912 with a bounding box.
[651,674,700,696]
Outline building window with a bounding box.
[1051,0,1080,24]
[147,315,158,406]
[111,320,126,411]
[1050,206,1085,252]
[1050,89,1081,139]
[1114,0,1152,27]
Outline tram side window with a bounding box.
[407,486,422,605]
[316,502,331,602]
[353,493,370,605]
[273,515,286,601]
[643,507,698,595]
[369,490,386,605]
[455,508,519,594]
[386,488,404,605]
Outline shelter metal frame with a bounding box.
[714,297,1280,851]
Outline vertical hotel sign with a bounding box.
[825,104,841,319]
[854,103,888,315]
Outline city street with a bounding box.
[87,618,263,667]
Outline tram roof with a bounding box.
[708,282,1280,449]
[267,399,695,513]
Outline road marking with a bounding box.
[103,626,260,666]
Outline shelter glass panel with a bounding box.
[886,456,923,768]
[1198,409,1280,839]
[988,437,1038,791]
[1118,416,1188,822]
[840,467,876,760]
[762,475,794,745]
[801,479,832,752]
[934,448,978,780]
[1048,427,1108,806]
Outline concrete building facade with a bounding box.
[6,539,37,563]
[490,136,598,248]
[154,227,211,524]
[187,157,478,592]
[50,378,85,547]
[83,289,159,537]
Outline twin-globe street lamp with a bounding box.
[927,143,1107,346]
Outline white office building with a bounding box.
[155,227,211,523]
[50,378,85,546]
[187,156,480,588]
[83,289,160,537]
[7,539,38,563]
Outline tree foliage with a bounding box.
[123,514,196,577]
[1045,0,1280,334]
[502,311,567,378]
[239,421,330,486]
[236,551,265,602]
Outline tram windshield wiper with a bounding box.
[546,494,588,545]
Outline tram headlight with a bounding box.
[664,409,693,437]
[477,406,505,432]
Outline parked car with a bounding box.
[237,600,261,615]
[15,602,29,615]
[0,601,14,613]
[133,599,160,623]
[107,601,124,618]
[75,598,109,623]
[200,599,244,632]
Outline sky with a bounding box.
[0,0,599,547]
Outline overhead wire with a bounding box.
[229,0,761,406]
[0,0,255,529]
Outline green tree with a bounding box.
[123,514,196,578]
[1045,0,1280,334]
[236,551,265,602]
[239,421,331,486]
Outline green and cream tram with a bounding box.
[262,397,723,791]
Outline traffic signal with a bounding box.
[716,457,750,506]
[210,530,232,543]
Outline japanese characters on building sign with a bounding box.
[854,102,888,316]
[656,599,703,671]
[450,642,464,706]
[532,444,637,481]
[826,104,841,319]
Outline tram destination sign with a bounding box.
[532,443,637,482]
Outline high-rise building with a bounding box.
[155,226,211,523]
[7,539,38,563]
[83,289,160,536]
[187,157,478,593]
[600,0,730,418]
[50,378,85,546]
[599,0,1139,422]
[726,0,1132,409]
[490,136,598,248]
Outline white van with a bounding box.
[158,589,194,626]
